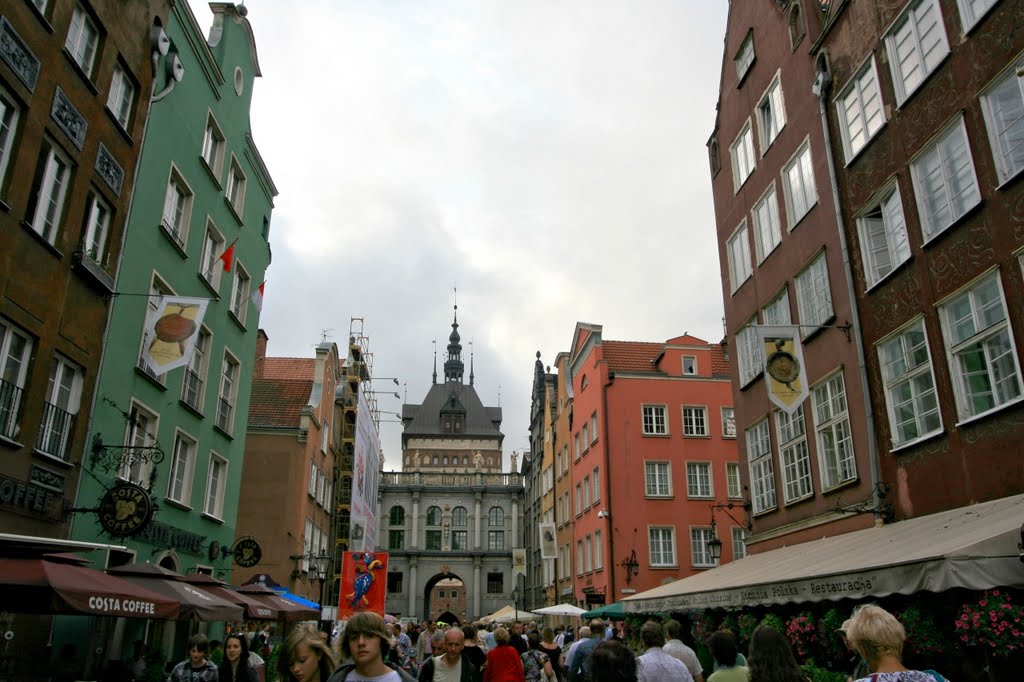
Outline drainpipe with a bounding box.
[813,55,884,526]
[601,369,616,601]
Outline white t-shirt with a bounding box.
[433,656,462,682]
[344,670,402,682]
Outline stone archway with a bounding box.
[422,571,467,623]
[436,611,461,626]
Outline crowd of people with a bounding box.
[163,603,947,682]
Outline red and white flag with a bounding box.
[251,281,265,312]
[218,239,238,272]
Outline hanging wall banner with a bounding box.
[512,548,527,577]
[539,523,557,560]
[141,296,210,375]
[756,325,809,416]
[338,551,388,619]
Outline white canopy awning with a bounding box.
[623,493,1024,613]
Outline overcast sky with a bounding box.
[194,1,729,470]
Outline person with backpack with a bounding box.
[521,632,554,682]
[567,620,604,682]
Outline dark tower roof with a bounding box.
[443,307,464,382]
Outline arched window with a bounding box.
[462,456,468,465]
[708,138,721,176]
[426,506,442,526]
[443,456,449,465]
[452,506,468,526]
[488,506,504,527]
[432,455,439,465]
[389,505,405,525]
[789,4,804,48]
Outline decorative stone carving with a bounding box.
[0,17,39,91]
[51,87,87,150]
[30,465,65,493]
[95,144,124,196]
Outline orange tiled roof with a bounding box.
[262,357,315,381]
[602,341,665,373]
[248,377,312,429]
[710,343,730,377]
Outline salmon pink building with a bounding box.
[566,323,742,608]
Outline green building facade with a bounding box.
[63,1,276,667]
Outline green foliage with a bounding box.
[801,663,847,682]
[816,607,848,669]
[139,648,168,682]
[737,613,758,652]
[265,644,281,682]
[759,613,785,634]
[897,605,945,656]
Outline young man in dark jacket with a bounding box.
[329,612,416,682]
[167,634,218,682]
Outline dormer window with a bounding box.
[442,414,464,433]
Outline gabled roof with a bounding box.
[262,358,314,381]
[602,341,665,373]
[401,382,502,441]
[248,378,312,429]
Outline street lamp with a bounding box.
[312,551,332,631]
[511,585,520,621]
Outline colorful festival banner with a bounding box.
[338,551,388,619]
[141,296,210,375]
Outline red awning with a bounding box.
[180,574,280,620]
[0,554,180,619]
[108,564,243,622]
[238,583,319,622]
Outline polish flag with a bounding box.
[218,239,238,272]
[251,281,266,312]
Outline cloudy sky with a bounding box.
[194,1,729,470]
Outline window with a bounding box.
[939,273,1022,420]
[782,141,817,228]
[488,506,504,526]
[576,541,584,575]
[215,352,240,434]
[452,530,468,550]
[581,423,589,449]
[425,530,442,550]
[437,590,446,599]
[36,355,82,460]
[762,288,792,326]
[686,462,712,498]
[726,462,742,499]
[957,0,999,31]
[120,403,157,484]
[757,74,786,152]
[308,461,317,496]
[910,117,980,242]
[426,506,442,526]
[644,462,671,497]
[199,221,225,290]
[752,185,782,263]
[387,572,404,593]
[641,405,668,435]
[167,431,196,505]
[858,183,911,287]
[575,483,582,514]
[683,406,708,437]
[452,506,468,526]
[204,454,227,519]
[0,320,33,441]
[584,536,592,572]
[648,527,676,567]
[732,527,749,560]
[691,527,717,567]
[82,193,111,265]
[878,318,942,446]
[388,531,404,550]
[683,356,697,375]
[592,468,600,503]
[487,572,503,593]
[727,221,752,292]
[747,419,776,513]
[594,530,603,569]
[201,113,225,177]
[488,530,504,551]
[789,4,804,47]
[709,138,721,176]
[812,372,857,489]
[106,64,135,129]
[731,123,756,190]
[884,0,950,105]
[837,58,885,161]
[795,252,834,335]
[161,167,193,249]
[982,55,1024,184]
[0,88,22,194]
[230,264,251,324]
[583,476,590,508]
[389,505,405,525]
[737,320,762,386]
[226,156,246,216]
[734,32,754,81]
[65,4,99,76]
[777,406,812,502]
[722,407,737,438]
[574,432,581,460]
[590,412,598,442]
[30,143,72,244]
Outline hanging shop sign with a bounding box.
[97,482,154,536]
[233,537,263,568]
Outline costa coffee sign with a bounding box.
[98,482,154,537]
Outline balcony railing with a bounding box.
[0,378,24,440]
[35,401,75,461]
[216,397,233,432]
[380,471,523,487]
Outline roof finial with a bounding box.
[469,340,475,386]
[432,338,437,385]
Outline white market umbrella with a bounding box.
[531,604,588,617]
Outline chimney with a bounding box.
[255,329,269,378]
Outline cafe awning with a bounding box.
[108,563,243,622]
[181,573,280,621]
[623,493,1024,614]
[237,583,319,622]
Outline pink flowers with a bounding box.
[954,590,1024,657]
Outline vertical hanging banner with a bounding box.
[142,296,210,375]
[512,548,527,577]
[338,551,388,619]
[756,325,809,416]
[539,523,557,560]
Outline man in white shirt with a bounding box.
[662,620,704,682]
[418,628,477,682]
[637,621,692,682]
[564,626,591,670]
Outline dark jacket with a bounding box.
[168,659,219,682]
[218,660,259,682]
[418,655,479,682]
[328,661,417,682]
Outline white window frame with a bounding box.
[216,350,240,434]
[0,86,22,194]
[812,371,858,490]
[909,116,981,243]
[752,184,782,263]
[590,412,598,443]
[722,407,737,438]
[82,192,112,265]
[180,326,210,412]
[857,182,911,288]
[835,56,886,163]
[731,121,756,191]
[762,287,792,326]
[682,356,697,375]
[584,535,592,572]
[938,271,1023,422]
[737,319,762,386]
[727,220,753,293]
[956,0,1000,32]
[648,526,677,568]
[199,219,225,290]
[878,317,942,448]
[777,406,813,503]
[757,71,786,154]
[65,4,99,76]
[230,262,251,325]
[576,541,584,576]
[980,54,1024,185]
[31,143,72,244]
[644,461,672,498]
[225,155,247,216]
[884,0,950,106]
[160,166,193,250]
[201,112,226,179]
[782,139,817,229]
[592,467,600,503]
[582,475,590,508]
[0,320,33,440]
[641,404,668,435]
[683,406,709,437]
[203,452,228,520]
[106,63,135,130]
[747,418,776,514]
[167,429,197,506]
[691,527,717,568]
[732,527,749,560]
[38,354,82,460]
[726,462,742,498]
[119,400,158,485]
[795,251,834,337]
[594,530,603,570]
[734,31,755,82]
[686,462,713,498]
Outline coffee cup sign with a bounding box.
[98,483,154,536]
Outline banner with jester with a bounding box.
[338,551,388,619]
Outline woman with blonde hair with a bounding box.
[277,623,336,682]
[846,605,948,682]
[484,626,525,682]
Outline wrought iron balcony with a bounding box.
[0,379,24,440]
[35,401,75,461]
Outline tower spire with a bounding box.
[432,338,437,385]
[443,304,464,383]
[470,341,475,386]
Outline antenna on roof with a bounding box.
[321,328,334,342]
[497,384,501,407]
